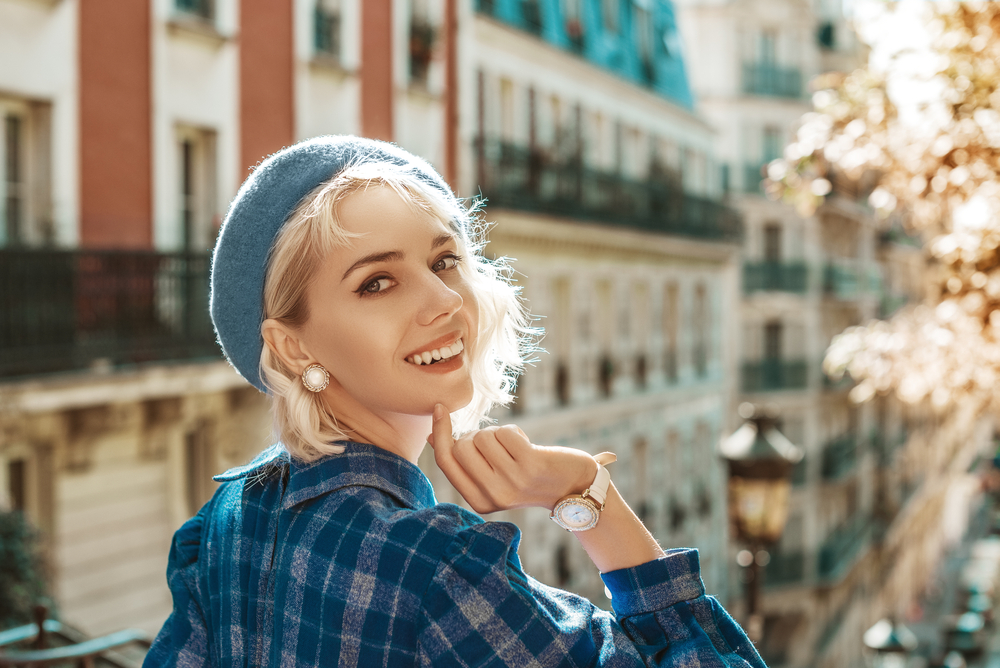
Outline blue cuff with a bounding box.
[600,548,706,618]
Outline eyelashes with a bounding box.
[355,253,464,298]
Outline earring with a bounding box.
[301,364,330,392]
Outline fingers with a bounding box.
[429,405,497,513]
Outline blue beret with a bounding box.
[210,135,457,392]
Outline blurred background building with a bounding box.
[0,0,991,666]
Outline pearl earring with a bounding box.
[301,364,330,392]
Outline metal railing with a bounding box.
[818,514,872,581]
[821,434,857,480]
[741,358,808,392]
[823,261,881,300]
[741,63,802,98]
[743,261,808,293]
[475,139,743,242]
[0,249,220,379]
[743,163,767,193]
[764,549,806,587]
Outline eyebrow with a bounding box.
[340,232,457,282]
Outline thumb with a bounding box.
[428,403,454,450]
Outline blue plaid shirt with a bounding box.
[145,442,766,667]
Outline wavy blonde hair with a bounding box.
[260,161,533,462]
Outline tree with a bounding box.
[768,1,1000,414]
[0,510,48,629]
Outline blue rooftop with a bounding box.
[475,0,694,109]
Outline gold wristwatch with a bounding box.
[550,452,617,532]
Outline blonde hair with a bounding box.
[260,161,533,462]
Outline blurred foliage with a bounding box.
[0,510,48,629]
[769,1,1000,413]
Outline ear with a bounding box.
[261,318,314,376]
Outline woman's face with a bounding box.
[298,185,478,421]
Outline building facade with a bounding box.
[0,0,742,641]
[674,1,990,666]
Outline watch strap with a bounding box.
[583,452,616,507]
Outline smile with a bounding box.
[406,338,464,366]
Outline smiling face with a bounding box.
[296,185,479,424]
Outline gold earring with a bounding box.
[301,364,330,392]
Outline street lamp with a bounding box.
[720,403,803,642]
[862,618,918,668]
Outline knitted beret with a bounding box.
[210,135,457,393]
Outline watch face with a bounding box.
[552,497,599,531]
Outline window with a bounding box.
[562,0,584,52]
[4,115,22,246]
[185,421,217,516]
[817,21,835,50]
[7,459,25,512]
[177,127,218,251]
[663,283,678,382]
[693,284,708,377]
[522,0,542,35]
[175,0,213,21]
[759,29,777,64]
[763,126,783,164]
[602,0,619,33]
[555,361,571,406]
[764,223,782,261]
[0,99,52,248]
[555,543,571,586]
[765,320,783,360]
[634,5,654,83]
[409,0,436,85]
[315,0,342,58]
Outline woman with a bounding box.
[145,136,766,667]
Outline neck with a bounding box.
[319,386,429,464]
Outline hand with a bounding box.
[427,403,597,514]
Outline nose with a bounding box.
[415,271,464,326]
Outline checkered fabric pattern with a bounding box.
[144,442,767,667]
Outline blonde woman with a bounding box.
[145,136,766,668]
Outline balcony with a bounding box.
[743,261,808,293]
[743,163,767,193]
[741,63,803,98]
[0,249,219,379]
[764,549,806,587]
[741,358,808,392]
[823,261,881,300]
[818,514,872,581]
[475,139,743,242]
[821,434,857,481]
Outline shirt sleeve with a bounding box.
[415,521,767,668]
[143,508,211,668]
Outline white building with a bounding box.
[0,0,742,643]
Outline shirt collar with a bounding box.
[215,441,437,511]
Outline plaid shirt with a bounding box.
[145,442,767,667]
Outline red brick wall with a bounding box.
[240,0,295,177]
[78,0,152,248]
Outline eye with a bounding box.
[432,254,462,272]
[358,276,394,296]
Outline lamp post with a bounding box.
[720,403,803,643]
[862,618,918,668]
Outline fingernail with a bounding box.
[433,404,444,421]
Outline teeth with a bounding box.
[408,338,463,365]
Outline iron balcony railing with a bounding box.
[823,262,882,300]
[818,514,872,581]
[743,163,767,193]
[763,549,806,588]
[475,139,743,242]
[741,63,803,98]
[743,261,809,293]
[821,433,857,481]
[0,249,220,379]
[740,358,808,392]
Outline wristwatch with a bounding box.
[550,452,617,532]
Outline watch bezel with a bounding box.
[550,495,601,532]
